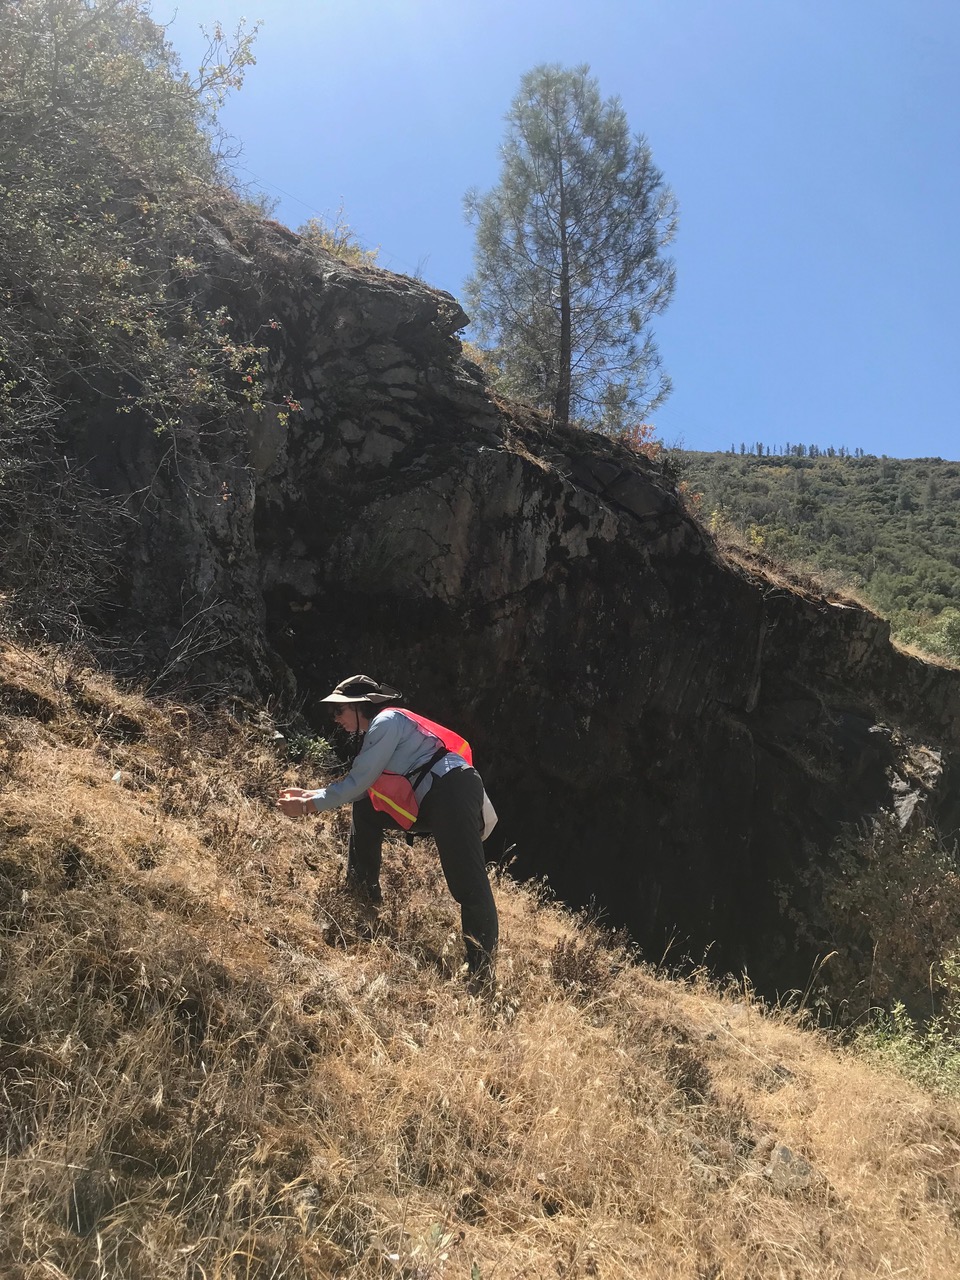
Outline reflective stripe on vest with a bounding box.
[368,778,419,827]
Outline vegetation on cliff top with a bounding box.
[679,450,960,663]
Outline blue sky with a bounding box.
[166,0,959,459]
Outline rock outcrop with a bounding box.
[58,216,960,995]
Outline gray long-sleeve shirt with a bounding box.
[308,708,468,812]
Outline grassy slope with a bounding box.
[3,642,960,1278]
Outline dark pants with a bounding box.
[347,766,499,975]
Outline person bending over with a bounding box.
[277,674,498,983]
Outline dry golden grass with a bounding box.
[889,636,960,671]
[2,640,960,1278]
[706,526,874,612]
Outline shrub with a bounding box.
[298,206,380,266]
[786,815,960,1026]
[0,1,280,637]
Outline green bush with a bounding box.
[784,816,960,1027]
[852,1002,960,1098]
[0,1,280,634]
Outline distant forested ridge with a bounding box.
[677,451,960,662]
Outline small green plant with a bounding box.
[852,1002,960,1098]
[284,733,340,770]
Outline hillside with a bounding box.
[5,1,960,1006]
[677,452,960,659]
[3,640,960,1278]
[7,10,960,1273]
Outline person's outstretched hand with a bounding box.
[277,788,316,818]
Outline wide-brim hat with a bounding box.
[319,674,402,705]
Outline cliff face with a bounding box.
[60,217,960,993]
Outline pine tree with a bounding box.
[464,64,677,429]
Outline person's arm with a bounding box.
[308,713,405,812]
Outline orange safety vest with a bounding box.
[367,709,472,829]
